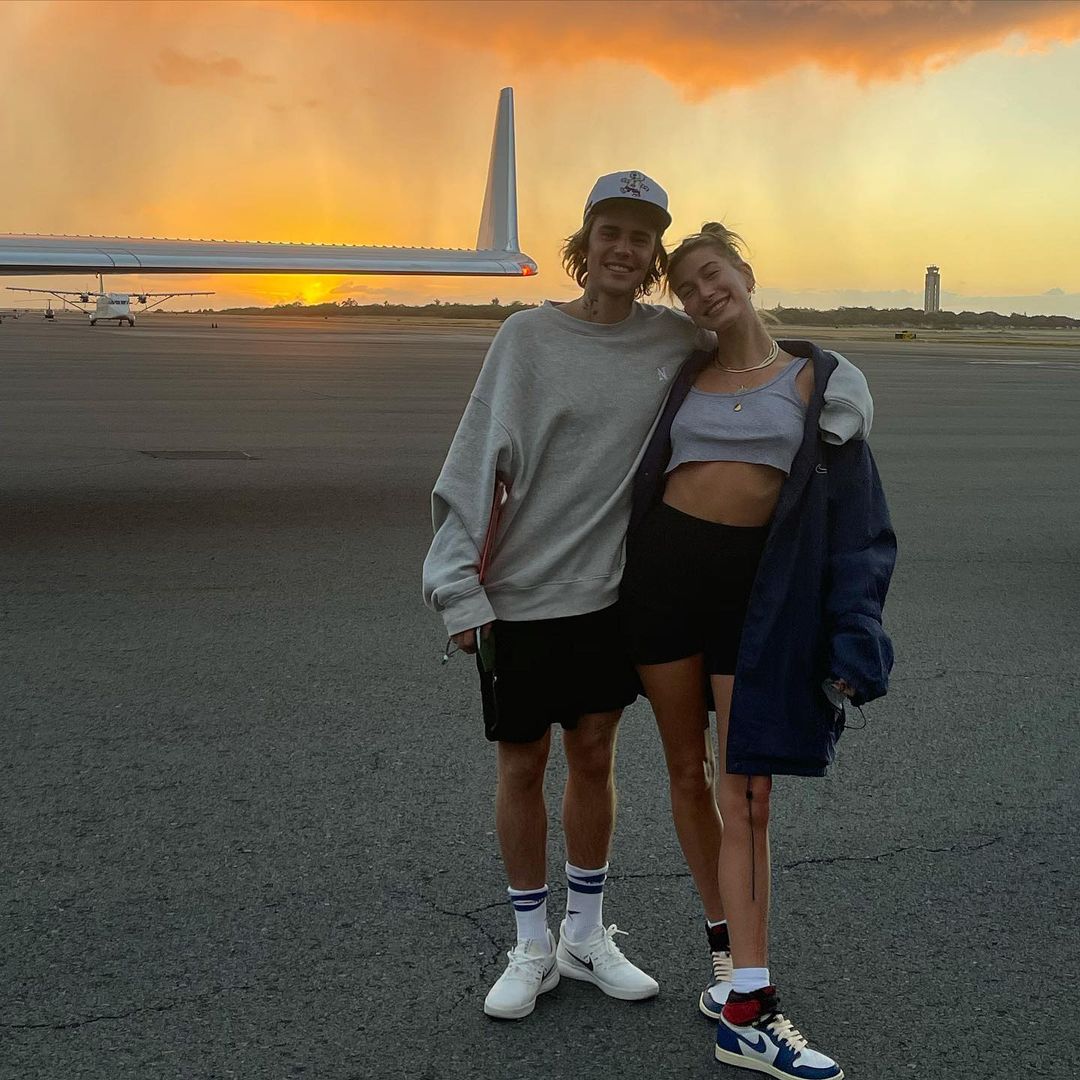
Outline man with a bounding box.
[423,170,697,1019]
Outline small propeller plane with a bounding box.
[6,277,213,326]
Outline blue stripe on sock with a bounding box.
[567,871,607,885]
[508,888,549,910]
[567,882,604,895]
[511,894,548,911]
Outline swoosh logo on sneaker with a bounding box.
[736,1032,767,1054]
[565,948,594,971]
[733,1029,778,1064]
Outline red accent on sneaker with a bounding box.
[721,986,778,1026]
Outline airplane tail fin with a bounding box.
[475,87,520,254]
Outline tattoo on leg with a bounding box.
[746,776,756,902]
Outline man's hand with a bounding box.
[451,622,493,655]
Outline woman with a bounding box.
[620,223,895,1079]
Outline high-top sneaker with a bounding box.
[699,920,733,1019]
[715,986,843,1079]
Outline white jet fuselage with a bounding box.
[94,294,133,324]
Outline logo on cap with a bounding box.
[619,171,650,199]
[583,169,671,228]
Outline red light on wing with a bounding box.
[521,265,535,276]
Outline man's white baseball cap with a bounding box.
[583,170,671,230]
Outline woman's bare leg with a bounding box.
[639,656,725,922]
[712,674,771,969]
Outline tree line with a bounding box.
[769,306,1079,330]
[210,299,1079,330]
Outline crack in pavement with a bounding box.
[781,835,1003,871]
[425,901,506,953]
[610,870,692,881]
[891,668,1079,685]
[423,900,506,1027]
[598,836,1016,880]
[0,983,255,1031]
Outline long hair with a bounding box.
[561,210,669,298]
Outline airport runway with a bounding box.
[2,314,1078,1080]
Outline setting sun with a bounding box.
[1,0,1078,315]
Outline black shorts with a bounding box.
[620,501,768,674]
[478,604,641,744]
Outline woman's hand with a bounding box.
[829,678,856,699]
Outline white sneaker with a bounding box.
[699,946,733,1019]
[555,921,659,1001]
[483,929,559,1020]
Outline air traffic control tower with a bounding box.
[924,265,941,313]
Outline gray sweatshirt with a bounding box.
[422,301,871,635]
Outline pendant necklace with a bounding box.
[714,340,779,411]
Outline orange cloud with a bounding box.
[273,0,1080,96]
[154,47,274,88]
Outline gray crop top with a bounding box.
[666,356,809,476]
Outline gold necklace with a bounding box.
[714,340,780,412]
[713,339,779,375]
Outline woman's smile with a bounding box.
[704,294,730,318]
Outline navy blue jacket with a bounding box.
[629,341,896,777]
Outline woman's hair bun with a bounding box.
[669,221,746,264]
[665,221,749,294]
[699,222,742,247]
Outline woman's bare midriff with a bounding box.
[662,460,785,526]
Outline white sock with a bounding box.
[564,861,607,942]
[732,967,771,995]
[508,885,549,945]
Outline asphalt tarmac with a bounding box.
[2,314,1078,1080]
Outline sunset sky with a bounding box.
[2,0,1079,314]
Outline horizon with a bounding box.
[7,287,1078,323]
[2,0,1079,316]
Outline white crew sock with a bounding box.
[508,885,549,945]
[732,967,771,995]
[564,861,608,942]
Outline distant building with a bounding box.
[924,265,941,313]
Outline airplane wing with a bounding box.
[0,88,536,279]
[5,286,93,297]
[131,290,215,312]
[133,292,215,298]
